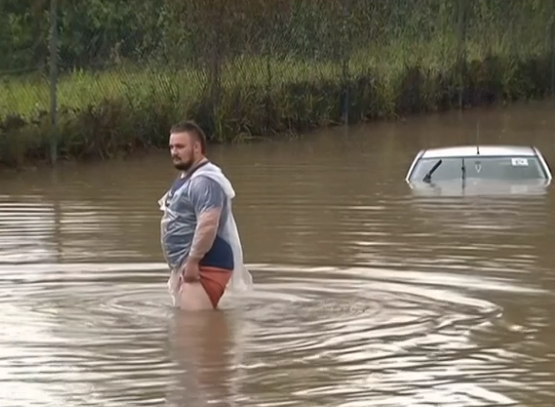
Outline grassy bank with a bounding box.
[1,39,553,167]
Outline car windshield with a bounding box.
[409,156,547,182]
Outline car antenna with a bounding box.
[476,120,480,155]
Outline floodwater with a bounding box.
[1,100,555,407]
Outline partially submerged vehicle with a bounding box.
[405,145,552,196]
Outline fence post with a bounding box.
[341,0,350,125]
[550,0,555,97]
[456,0,466,110]
[49,0,59,165]
[208,1,224,142]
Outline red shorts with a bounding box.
[197,266,232,308]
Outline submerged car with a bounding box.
[405,145,552,196]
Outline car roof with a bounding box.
[419,145,538,159]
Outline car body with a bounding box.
[405,145,552,196]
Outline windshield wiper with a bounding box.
[423,159,442,182]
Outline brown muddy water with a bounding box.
[1,100,555,407]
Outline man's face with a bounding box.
[169,131,199,171]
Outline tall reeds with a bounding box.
[0,0,553,167]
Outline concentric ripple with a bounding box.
[0,261,552,407]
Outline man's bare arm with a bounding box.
[188,207,222,261]
[186,176,227,263]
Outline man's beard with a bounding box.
[173,157,194,171]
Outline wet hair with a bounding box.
[170,120,207,154]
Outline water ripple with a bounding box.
[0,260,551,406]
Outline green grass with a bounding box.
[0,37,553,167]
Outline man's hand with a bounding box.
[181,257,201,283]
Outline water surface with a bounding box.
[1,101,554,406]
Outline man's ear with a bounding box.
[194,141,202,154]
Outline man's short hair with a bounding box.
[170,120,207,154]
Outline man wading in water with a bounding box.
[158,121,253,311]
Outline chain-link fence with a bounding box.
[1,0,554,165]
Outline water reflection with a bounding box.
[167,310,241,407]
[407,179,551,197]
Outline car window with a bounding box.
[409,156,547,181]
